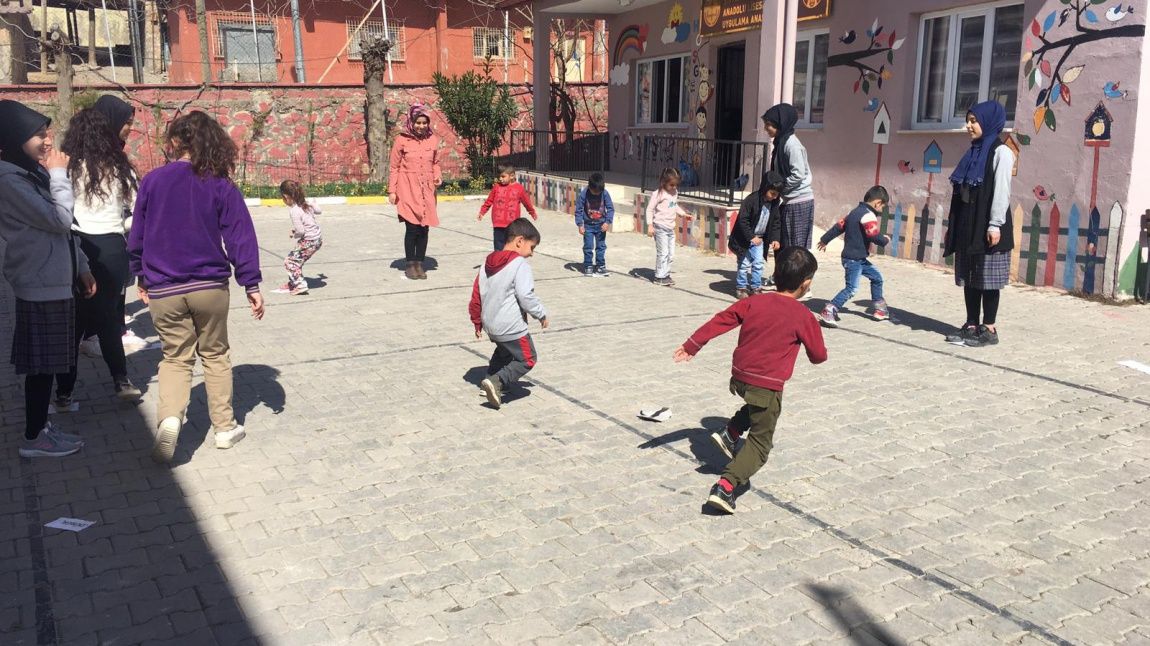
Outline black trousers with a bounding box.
[404,221,429,262]
[58,233,129,395]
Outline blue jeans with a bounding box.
[735,243,766,289]
[831,258,884,308]
[582,228,607,267]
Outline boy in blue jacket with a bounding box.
[574,173,614,277]
[816,185,891,327]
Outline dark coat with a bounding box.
[729,189,782,256]
[945,138,1014,257]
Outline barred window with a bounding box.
[212,12,277,82]
[473,27,513,60]
[348,20,404,62]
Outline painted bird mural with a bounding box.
[864,98,881,112]
[1105,4,1134,22]
[839,29,856,44]
[1059,8,1072,26]
[898,160,915,174]
[1104,81,1128,99]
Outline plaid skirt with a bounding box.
[781,199,815,249]
[954,251,1010,290]
[11,298,76,375]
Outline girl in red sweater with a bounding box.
[477,164,537,250]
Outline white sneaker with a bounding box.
[214,425,246,449]
[122,330,148,349]
[152,416,181,463]
[79,337,102,358]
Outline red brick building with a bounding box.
[165,0,606,85]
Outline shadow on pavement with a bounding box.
[637,416,730,475]
[628,267,656,282]
[388,257,439,272]
[173,364,284,466]
[806,583,904,645]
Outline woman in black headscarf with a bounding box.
[762,103,816,251]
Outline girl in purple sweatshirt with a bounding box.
[128,111,263,463]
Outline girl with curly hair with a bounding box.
[128,110,264,463]
[388,104,442,279]
[57,107,142,405]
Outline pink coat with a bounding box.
[389,134,442,227]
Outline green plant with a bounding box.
[72,90,100,112]
[440,181,462,196]
[432,69,518,180]
[467,176,488,191]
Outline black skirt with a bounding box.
[11,298,76,375]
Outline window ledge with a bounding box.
[900,126,1016,135]
[796,123,824,130]
[630,123,691,130]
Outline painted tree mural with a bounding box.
[1024,0,1145,134]
[827,19,906,95]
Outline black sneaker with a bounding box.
[480,377,503,409]
[706,483,736,514]
[964,325,999,348]
[944,324,978,345]
[53,394,75,413]
[583,265,594,277]
[710,428,739,460]
[594,265,609,277]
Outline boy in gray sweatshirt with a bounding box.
[468,219,549,409]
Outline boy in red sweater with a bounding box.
[673,247,827,513]
[478,164,537,251]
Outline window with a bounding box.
[793,31,829,125]
[636,55,689,125]
[213,14,277,82]
[473,27,513,60]
[553,36,586,83]
[348,21,404,62]
[914,2,1023,127]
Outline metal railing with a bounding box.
[507,130,609,178]
[640,136,770,205]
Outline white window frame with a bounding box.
[634,53,690,127]
[347,20,405,62]
[794,29,829,128]
[911,0,1023,129]
[473,27,514,61]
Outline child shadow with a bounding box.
[562,262,588,274]
[304,273,328,290]
[172,364,285,466]
[628,268,656,282]
[636,416,729,475]
[462,365,531,408]
[388,257,439,273]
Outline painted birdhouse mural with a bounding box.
[922,140,943,174]
[872,103,891,145]
[1084,102,1113,147]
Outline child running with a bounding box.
[673,247,827,514]
[646,167,688,286]
[468,219,549,410]
[730,171,784,298]
[274,180,322,296]
[574,172,615,276]
[130,110,263,463]
[477,164,537,251]
[816,185,891,327]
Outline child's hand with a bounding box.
[648,227,655,238]
[78,272,97,299]
[248,292,265,320]
[540,317,550,329]
[475,327,483,339]
[770,241,780,251]
[45,150,69,170]
[477,212,484,221]
[578,226,585,235]
[751,236,762,247]
[816,241,827,252]
[673,346,693,363]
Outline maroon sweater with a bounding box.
[683,293,827,391]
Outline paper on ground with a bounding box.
[1119,360,1150,376]
[45,518,95,532]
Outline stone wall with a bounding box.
[0,82,609,185]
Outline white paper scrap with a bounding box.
[45,518,95,532]
[1119,360,1150,376]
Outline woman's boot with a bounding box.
[415,261,427,279]
[404,261,418,280]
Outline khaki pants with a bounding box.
[722,378,783,488]
[149,288,236,432]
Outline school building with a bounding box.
[515,0,1150,299]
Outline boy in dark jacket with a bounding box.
[729,171,784,298]
[574,173,615,276]
[816,185,891,327]
[674,247,827,514]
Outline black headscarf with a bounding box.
[0,99,51,174]
[92,95,135,143]
[762,103,799,178]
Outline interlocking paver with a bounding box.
[2,200,1149,644]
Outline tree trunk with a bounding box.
[362,37,391,184]
[52,31,74,131]
[195,0,210,83]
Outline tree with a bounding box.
[361,34,392,183]
[432,66,517,179]
[827,18,905,95]
[1024,0,1145,135]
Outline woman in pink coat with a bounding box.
[388,104,442,280]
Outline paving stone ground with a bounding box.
[2,200,1149,646]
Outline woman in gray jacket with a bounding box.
[0,100,95,458]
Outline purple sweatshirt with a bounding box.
[129,160,262,299]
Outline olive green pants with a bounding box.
[722,378,783,488]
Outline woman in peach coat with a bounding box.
[388,104,442,280]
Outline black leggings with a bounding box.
[404,221,429,262]
[25,374,58,439]
[963,286,1001,326]
[58,233,129,395]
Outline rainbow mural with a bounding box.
[613,24,648,61]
